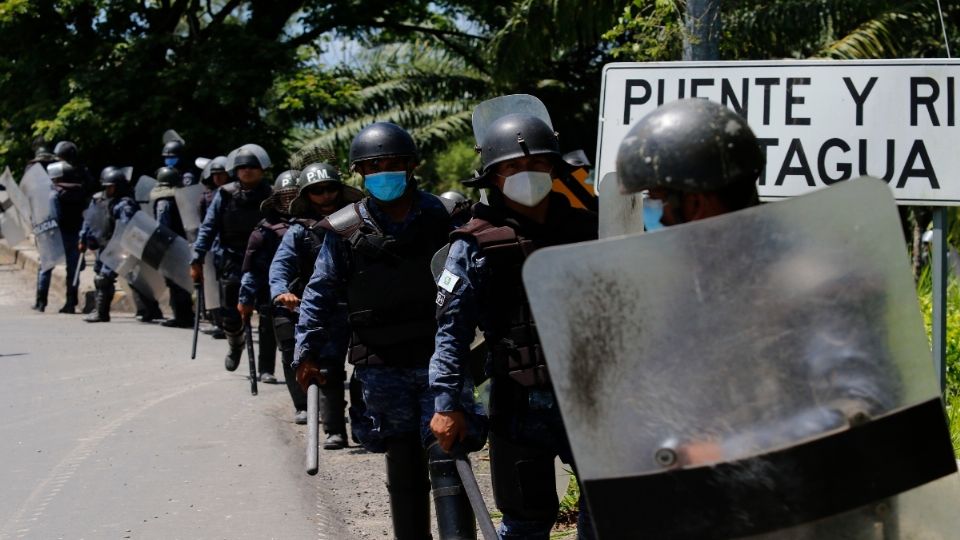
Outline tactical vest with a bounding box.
[290,217,324,297]
[453,198,599,387]
[322,199,451,367]
[218,182,270,254]
[54,182,86,233]
[242,217,289,274]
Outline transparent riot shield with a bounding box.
[174,183,204,242]
[597,172,643,238]
[81,198,111,245]
[134,175,156,217]
[0,191,28,247]
[163,129,185,145]
[116,256,166,304]
[471,94,552,145]
[522,178,960,539]
[202,257,220,310]
[0,166,32,225]
[120,211,192,291]
[20,164,65,272]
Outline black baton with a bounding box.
[244,316,258,396]
[453,451,499,540]
[190,282,204,360]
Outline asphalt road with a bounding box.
[0,251,383,540]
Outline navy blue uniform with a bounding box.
[238,217,288,377]
[430,194,598,540]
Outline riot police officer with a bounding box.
[270,162,361,427]
[54,140,98,197]
[191,145,273,372]
[293,123,477,539]
[151,166,195,328]
[429,111,598,539]
[37,160,87,313]
[79,167,140,322]
[161,137,198,187]
[237,170,301,385]
[198,155,229,339]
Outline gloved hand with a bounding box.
[430,411,468,453]
[274,292,300,310]
[295,358,328,392]
[237,303,254,318]
[190,263,203,283]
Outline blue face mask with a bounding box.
[643,197,665,231]
[164,157,179,168]
[364,171,408,202]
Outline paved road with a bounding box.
[0,251,379,540]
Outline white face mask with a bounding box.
[501,171,553,207]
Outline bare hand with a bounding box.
[77,242,86,253]
[295,359,326,392]
[430,411,467,453]
[237,303,254,318]
[190,263,203,283]
[681,440,723,466]
[275,292,301,310]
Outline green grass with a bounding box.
[915,270,960,457]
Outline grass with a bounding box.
[916,270,960,457]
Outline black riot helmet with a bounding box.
[47,160,76,182]
[155,166,182,187]
[439,190,467,203]
[348,122,418,169]
[260,169,301,215]
[99,166,129,188]
[289,162,362,216]
[162,140,184,158]
[616,99,765,195]
[54,141,79,163]
[467,113,561,186]
[232,146,270,170]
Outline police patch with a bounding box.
[436,290,447,307]
[438,269,460,293]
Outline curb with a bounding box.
[0,238,138,312]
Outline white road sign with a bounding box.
[596,59,960,205]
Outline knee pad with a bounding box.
[489,432,559,523]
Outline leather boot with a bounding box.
[385,436,432,540]
[84,277,113,323]
[59,288,78,314]
[224,330,244,371]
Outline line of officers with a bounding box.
[25,107,597,539]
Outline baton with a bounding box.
[190,282,204,360]
[72,252,85,288]
[454,453,499,540]
[244,316,258,396]
[306,383,319,475]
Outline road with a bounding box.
[0,250,394,540]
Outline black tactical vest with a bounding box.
[452,197,598,387]
[218,182,271,253]
[321,198,451,367]
[290,217,324,297]
[54,182,86,233]
[241,217,289,274]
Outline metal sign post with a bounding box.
[932,207,949,395]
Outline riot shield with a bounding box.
[163,129,185,145]
[120,212,193,291]
[174,183,204,241]
[0,166,32,225]
[471,94,552,146]
[596,172,643,239]
[116,256,167,303]
[0,191,28,247]
[20,163,65,272]
[134,175,157,217]
[202,257,220,310]
[81,197,111,245]
[523,178,960,539]
[195,157,210,172]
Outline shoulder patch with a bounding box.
[437,268,460,293]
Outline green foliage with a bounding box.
[915,270,960,457]
[417,138,480,194]
[604,0,686,60]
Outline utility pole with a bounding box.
[683,0,721,61]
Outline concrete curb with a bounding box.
[0,237,138,312]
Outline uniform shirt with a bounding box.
[192,181,270,263]
[429,195,598,414]
[154,197,186,238]
[293,191,447,368]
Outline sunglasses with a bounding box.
[309,184,341,195]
